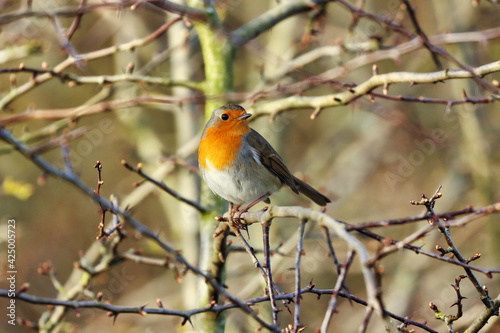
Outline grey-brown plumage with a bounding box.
[245,128,330,206]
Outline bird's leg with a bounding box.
[228,202,233,218]
[235,193,271,223]
[227,202,244,228]
[229,202,241,221]
[227,202,250,236]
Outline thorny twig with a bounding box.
[430,275,468,332]
[223,221,293,315]
[412,187,494,309]
[0,285,438,332]
[94,161,107,238]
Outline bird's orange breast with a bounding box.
[199,124,250,170]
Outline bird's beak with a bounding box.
[238,113,252,120]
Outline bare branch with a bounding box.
[0,96,188,126]
[222,206,385,317]
[225,220,292,313]
[262,221,280,329]
[0,67,204,90]
[293,219,307,332]
[334,0,413,38]
[0,17,182,111]
[0,286,438,332]
[231,0,319,47]
[251,60,500,118]
[122,160,206,213]
[320,250,355,333]
[466,293,500,333]
[413,189,494,309]
[222,204,500,277]
[401,0,442,68]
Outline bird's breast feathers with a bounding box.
[199,125,251,170]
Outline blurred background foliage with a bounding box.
[0,0,500,332]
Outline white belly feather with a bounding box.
[201,159,281,205]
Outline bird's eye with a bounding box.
[221,113,229,121]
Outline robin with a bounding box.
[198,104,330,221]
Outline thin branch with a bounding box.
[350,220,500,278]
[466,293,500,333]
[262,221,280,329]
[429,275,468,333]
[119,249,172,268]
[293,219,307,332]
[0,96,190,126]
[346,206,475,230]
[230,0,318,47]
[148,0,207,21]
[358,306,375,333]
[0,67,204,90]
[369,91,498,107]
[321,226,342,269]
[400,1,499,95]
[320,250,355,333]
[122,160,206,213]
[321,226,353,299]
[334,0,413,39]
[66,0,87,40]
[24,127,87,155]
[448,275,467,324]
[94,161,109,239]
[49,16,85,71]
[210,222,230,305]
[38,197,126,330]
[226,221,292,313]
[412,189,494,309]
[0,87,113,155]
[369,223,434,264]
[401,0,442,68]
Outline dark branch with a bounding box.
[0,286,438,333]
[122,160,206,213]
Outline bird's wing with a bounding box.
[245,129,299,194]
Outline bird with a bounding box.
[198,104,330,222]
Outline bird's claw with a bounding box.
[230,211,245,228]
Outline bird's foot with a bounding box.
[228,204,245,228]
[227,203,249,237]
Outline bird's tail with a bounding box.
[293,177,331,206]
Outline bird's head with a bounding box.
[205,104,252,132]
